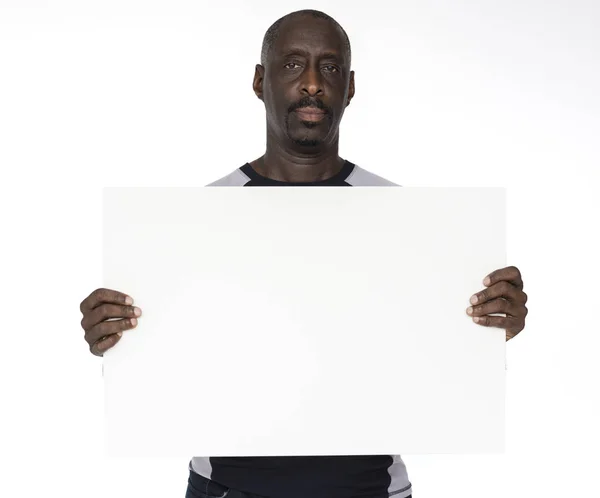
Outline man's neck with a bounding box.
[250,142,344,183]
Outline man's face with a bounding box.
[255,16,354,148]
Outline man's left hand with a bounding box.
[466,266,528,341]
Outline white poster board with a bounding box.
[103,187,506,457]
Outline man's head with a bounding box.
[253,10,355,149]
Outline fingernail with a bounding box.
[470,295,478,304]
[134,307,142,316]
[473,317,480,323]
[483,277,491,286]
[467,307,473,315]
[131,318,138,326]
[125,296,134,305]
[117,332,123,337]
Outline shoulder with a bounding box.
[345,164,400,186]
[206,168,251,187]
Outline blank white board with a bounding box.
[103,187,506,457]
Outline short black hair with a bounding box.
[260,10,351,67]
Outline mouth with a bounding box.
[294,107,327,122]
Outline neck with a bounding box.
[250,133,344,183]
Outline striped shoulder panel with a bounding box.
[207,168,251,186]
[345,165,399,186]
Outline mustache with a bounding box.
[289,97,330,114]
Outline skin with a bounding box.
[79,15,528,356]
[80,289,139,356]
[249,14,355,182]
[467,266,528,341]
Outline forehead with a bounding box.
[272,16,347,59]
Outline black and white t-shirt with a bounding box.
[189,160,412,498]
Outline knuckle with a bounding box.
[103,334,121,352]
[95,304,108,320]
[95,321,111,337]
[104,304,127,320]
[109,304,121,319]
[95,337,111,353]
[107,306,120,323]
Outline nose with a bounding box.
[300,66,324,97]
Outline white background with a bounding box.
[0,1,598,497]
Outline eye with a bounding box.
[323,65,339,72]
[284,62,301,69]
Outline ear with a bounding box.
[253,64,265,101]
[346,70,355,107]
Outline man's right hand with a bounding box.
[80,288,142,356]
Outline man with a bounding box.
[79,9,528,498]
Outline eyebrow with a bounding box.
[278,48,342,61]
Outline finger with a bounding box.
[466,298,523,318]
[483,266,523,289]
[90,332,124,357]
[85,317,138,346]
[81,303,142,330]
[80,288,133,314]
[470,281,526,306]
[472,314,519,329]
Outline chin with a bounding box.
[288,126,331,147]
[293,138,322,147]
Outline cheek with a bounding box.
[263,95,279,121]
[263,85,282,110]
[267,96,292,122]
[263,97,289,131]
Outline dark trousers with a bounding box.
[185,469,412,498]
